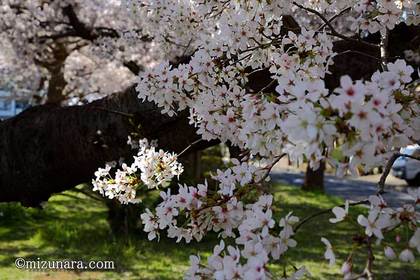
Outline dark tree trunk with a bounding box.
[46,61,67,105]
[302,161,325,192]
[0,86,213,207]
[105,200,144,238]
[188,151,202,182]
[34,42,70,105]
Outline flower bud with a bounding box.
[399,249,415,263]
[341,260,352,275]
[384,246,396,260]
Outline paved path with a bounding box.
[270,170,415,207]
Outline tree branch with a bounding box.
[293,199,369,233]
[380,29,390,70]
[318,7,352,30]
[364,236,375,280]
[62,5,95,40]
[377,153,401,194]
[292,2,378,48]
[0,87,215,206]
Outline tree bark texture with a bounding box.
[0,87,211,206]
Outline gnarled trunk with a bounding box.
[0,87,212,206]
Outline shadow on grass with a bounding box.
[0,184,418,279]
[0,191,217,279]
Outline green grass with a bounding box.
[0,185,418,279]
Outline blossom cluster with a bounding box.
[137,19,418,173]
[140,159,312,279]
[92,138,183,204]
[327,60,418,174]
[284,1,418,35]
[86,0,419,278]
[347,0,419,34]
[139,155,420,279]
[132,0,420,176]
[321,189,420,278]
[140,160,262,242]
[130,1,420,278]
[136,26,337,161]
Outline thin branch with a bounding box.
[319,7,352,30]
[123,61,143,75]
[380,29,390,70]
[399,153,420,161]
[94,26,119,38]
[181,38,194,58]
[293,2,378,49]
[191,154,286,215]
[364,236,375,280]
[294,199,369,233]
[61,6,123,41]
[349,272,367,280]
[69,186,103,202]
[377,152,419,193]
[91,106,135,118]
[260,154,287,182]
[335,50,381,62]
[254,79,277,95]
[163,35,191,48]
[178,138,203,157]
[377,153,401,194]
[38,31,79,41]
[63,5,95,40]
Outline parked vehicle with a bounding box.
[392,145,420,186]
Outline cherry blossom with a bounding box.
[357,210,387,239]
[77,0,420,278]
[341,259,353,278]
[329,200,350,223]
[321,237,336,267]
[399,249,415,263]
[384,246,397,260]
[92,138,183,204]
[409,229,420,253]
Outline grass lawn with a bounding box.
[0,184,418,279]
